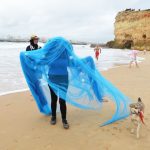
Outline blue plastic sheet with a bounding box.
[20,37,131,126]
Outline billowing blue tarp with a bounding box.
[20,37,131,126]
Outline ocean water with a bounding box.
[0,42,143,95]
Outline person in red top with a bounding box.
[94,45,101,61]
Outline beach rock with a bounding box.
[107,9,150,50]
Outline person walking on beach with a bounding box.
[129,48,139,68]
[143,49,147,55]
[26,35,41,51]
[94,45,101,61]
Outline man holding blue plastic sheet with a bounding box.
[21,37,131,127]
[48,50,69,129]
[26,36,69,129]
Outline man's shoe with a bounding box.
[62,119,69,129]
[50,116,56,125]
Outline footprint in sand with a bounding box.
[102,128,112,132]
[14,139,18,143]
[119,129,122,132]
[101,128,105,131]
[5,103,11,107]
[113,127,118,130]
[35,136,40,139]
[106,129,110,132]
[45,143,53,149]
[104,144,111,150]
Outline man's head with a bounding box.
[30,35,39,45]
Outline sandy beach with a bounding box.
[0,52,150,150]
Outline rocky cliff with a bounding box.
[107,9,150,50]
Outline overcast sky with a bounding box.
[0,0,149,42]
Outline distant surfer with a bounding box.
[94,45,101,61]
[26,35,41,51]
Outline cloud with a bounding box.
[0,0,149,42]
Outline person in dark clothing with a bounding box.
[49,86,67,121]
[48,51,69,129]
[26,35,41,51]
[48,77,69,129]
[26,37,69,129]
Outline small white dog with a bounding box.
[129,97,145,139]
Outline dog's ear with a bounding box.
[138,97,142,102]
